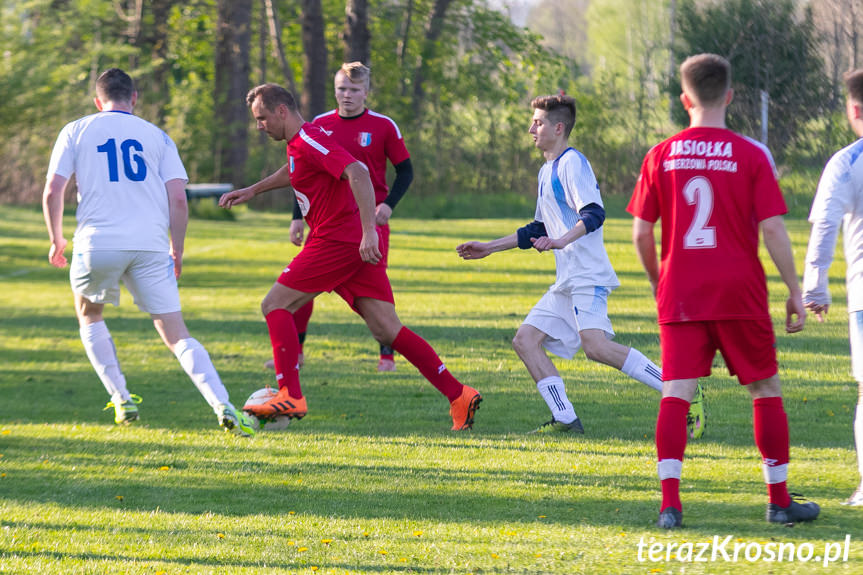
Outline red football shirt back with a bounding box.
[287,123,363,243]
[313,109,410,205]
[627,127,787,323]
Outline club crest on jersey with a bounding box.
[358,132,372,147]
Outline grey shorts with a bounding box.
[70,251,181,314]
[523,286,615,360]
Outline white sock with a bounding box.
[174,338,229,412]
[621,348,663,392]
[536,376,577,423]
[855,384,863,481]
[80,321,130,404]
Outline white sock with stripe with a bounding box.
[536,376,577,423]
[621,348,663,391]
[174,338,230,413]
[80,321,131,405]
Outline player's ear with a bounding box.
[679,92,690,111]
[724,88,734,106]
[94,97,103,111]
[130,91,138,107]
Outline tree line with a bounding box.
[1,0,860,212]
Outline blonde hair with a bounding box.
[680,53,731,107]
[339,62,371,90]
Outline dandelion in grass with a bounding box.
[217,533,225,539]
[378,550,388,555]
[321,539,333,545]
[1,473,6,478]
[298,547,309,552]
[289,511,296,515]
[159,466,170,471]
[115,495,124,501]
[288,541,295,546]
[311,567,319,572]
[491,553,499,559]
[413,530,422,537]
[537,515,546,519]
[1,430,10,435]
[399,557,407,562]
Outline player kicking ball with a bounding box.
[219,84,481,431]
[457,94,703,436]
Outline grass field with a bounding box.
[1,204,861,574]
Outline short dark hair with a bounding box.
[845,69,863,103]
[246,83,298,112]
[531,94,576,137]
[95,68,134,103]
[680,54,731,107]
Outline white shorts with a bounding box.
[850,311,863,382]
[523,286,615,359]
[70,251,181,315]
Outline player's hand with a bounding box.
[456,241,492,260]
[289,219,305,246]
[170,248,183,279]
[48,238,68,268]
[375,203,392,227]
[530,236,563,252]
[785,292,806,333]
[804,301,829,322]
[219,187,254,209]
[359,228,381,264]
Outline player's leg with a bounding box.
[264,300,312,371]
[70,252,138,424]
[719,319,818,523]
[656,378,698,529]
[355,296,481,430]
[512,323,582,433]
[375,223,396,372]
[517,291,585,432]
[653,321,715,528]
[845,310,863,505]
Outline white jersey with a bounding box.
[535,147,619,293]
[803,137,863,313]
[46,110,188,252]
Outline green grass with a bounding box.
[1,205,861,574]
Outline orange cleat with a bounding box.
[449,385,482,430]
[243,386,308,419]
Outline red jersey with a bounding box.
[287,123,363,243]
[627,127,787,324]
[313,109,410,205]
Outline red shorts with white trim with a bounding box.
[660,318,777,385]
[277,236,394,310]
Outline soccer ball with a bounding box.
[243,387,292,431]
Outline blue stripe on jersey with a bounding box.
[551,148,580,230]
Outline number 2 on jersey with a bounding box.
[682,176,716,249]
[96,138,147,182]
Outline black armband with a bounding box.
[383,158,413,210]
[517,220,547,249]
[292,196,302,220]
[579,203,605,234]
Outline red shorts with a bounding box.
[660,318,777,385]
[277,236,394,310]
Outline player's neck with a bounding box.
[338,106,366,119]
[542,139,569,162]
[688,107,727,129]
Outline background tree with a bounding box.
[301,0,328,118]
[343,0,371,64]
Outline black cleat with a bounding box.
[767,495,820,524]
[656,507,683,529]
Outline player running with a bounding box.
[219,83,481,430]
[629,53,819,528]
[456,94,703,436]
[42,68,255,436]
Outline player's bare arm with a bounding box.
[632,217,659,297]
[166,179,188,279]
[42,173,69,268]
[343,161,381,264]
[456,233,519,260]
[761,215,806,333]
[219,163,292,209]
[531,220,587,252]
[375,203,393,227]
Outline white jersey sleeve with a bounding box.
[803,138,863,312]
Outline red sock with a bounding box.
[293,300,314,354]
[656,396,690,512]
[391,327,462,401]
[753,396,791,507]
[265,309,302,399]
